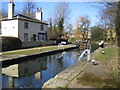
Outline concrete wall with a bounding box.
[22,40,56,48]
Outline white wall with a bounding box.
[2,64,19,77]
[19,57,47,77]
[2,58,47,78]
[18,20,48,41]
[1,20,18,37]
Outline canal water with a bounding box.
[2,44,99,88]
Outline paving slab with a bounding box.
[42,47,104,88]
[54,62,86,80]
[42,78,69,88]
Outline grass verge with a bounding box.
[76,46,119,88]
[2,45,75,55]
[96,47,118,77]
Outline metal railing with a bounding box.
[78,48,91,62]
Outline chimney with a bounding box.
[8,0,15,19]
[36,8,43,21]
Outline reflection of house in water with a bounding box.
[2,57,47,88]
[2,57,47,78]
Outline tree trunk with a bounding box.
[116,2,120,47]
[115,1,120,83]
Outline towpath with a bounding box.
[0,44,78,67]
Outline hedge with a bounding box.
[1,36,22,51]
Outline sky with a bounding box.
[1,1,101,26]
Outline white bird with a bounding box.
[0,53,2,56]
[39,48,42,51]
[102,50,105,54]
[92,60,96,64]
[92,59,99,65]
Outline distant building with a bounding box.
[106,28,116,41]
[1,1,48,42]
[71,29,91,41]
[87,31,91,40]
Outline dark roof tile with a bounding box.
[2,14,48,25]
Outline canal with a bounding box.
[2,44,99,88]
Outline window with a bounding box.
[24,22,28,29]
[41,25,44,31]
[33,34,36,41]
[38,33,45,40]
[24,33,28,41]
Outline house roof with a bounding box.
[2,14,48,25]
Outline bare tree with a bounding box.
[53,2,71,37]
[0,9,7,30]
[47,2,71,40]
[0,10,1,30]
[75,16,91,40]
[115,2,120,47]
[47,17,58,40]
[66,23,73,35]
[96,2,119,44]
[98,2,117,28]
[22,0,37,17]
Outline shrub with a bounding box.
[2,36,22,51]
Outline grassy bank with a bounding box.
[2,45,76,55]
[76,45,119,88]
[96,46,118,77]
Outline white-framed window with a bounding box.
[38,33,45,40]
[24,33,28,41]
[24,22,28,29]
[41,25,44,31]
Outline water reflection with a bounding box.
[2,44,99,88]
[2,57,47,78]
[2,49,81,88]
[2,57,47,88]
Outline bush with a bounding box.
[91,26,106,41]
[2,36,22,51]
[69,38,76,42]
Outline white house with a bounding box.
[1,1,48,42]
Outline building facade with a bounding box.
[106,28,116,41]
[1,1,48,42]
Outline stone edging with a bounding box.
[1,46,78,68]
[42,47,103,88]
